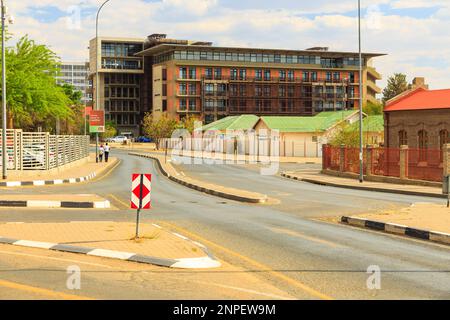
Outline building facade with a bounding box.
[139,43,383,125]
[384,87,450,149]
[90,34,384,134]
[56,61,92,106]
[89,37,145,136]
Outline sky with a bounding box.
[7,0,450,90]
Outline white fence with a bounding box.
[0,129,90,170]
[160,137,322,158]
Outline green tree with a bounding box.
[382,73,409,104]
[142,112,177,149]
[101,121,117,140]
[180,114,201,133]
[1,36,73,130]
[363,101,383,115]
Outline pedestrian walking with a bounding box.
[99,144,104,163]
[104,143,110,163]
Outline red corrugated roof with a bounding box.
[384,87,450,112]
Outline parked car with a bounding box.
[135,136,152,143]
[107,136,128,143]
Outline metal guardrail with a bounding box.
[0,129,89,171]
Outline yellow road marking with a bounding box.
[0,279,94,300]
[269,227,343,248]
[93,159,122,182]
[159,221,333,300]
[108,194,130,210]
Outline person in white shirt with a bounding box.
[104,143,110,163]
[99,145,104,162]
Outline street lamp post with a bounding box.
[358,0,364,183]
[95,0,111,163]
[1,0,13,180]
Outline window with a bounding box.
[179,67,187,79]
[279,70,286,81]
[288,70,294,81]
[205,83,214,95]
[333,72,340,81]
[214,68,222,80]
[418,130,428,161]
[205,68,213,80]
[188,83,197,95]
[179,83,187,95]
[264,70,271,81]
[311,72,317,81]
[179,99,187,111]
[255,70,263,81]
[231,68,238,80]
[302,72,309,82]
[278,86,286,97]
[326,72,332,82]
[188,68,196,79]
[263,86,271,97]
[239,69,247,81]
[439,129,449,149]
[188,100,196,111]
[418,130,428,149]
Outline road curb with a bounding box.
[0,225,221,269]
[0,172,97,188]
[130,152,267,204]
[341,216,450,246]
[0,199,111,209]
[281,172,446,199]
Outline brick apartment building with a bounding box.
[384,87,450,149]
[90,34,384,135]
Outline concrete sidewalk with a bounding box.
[0,221,220,268]
[340,203,450,246]
[1,154,118,186]
[282,170,445,199]
[130,152,268,203]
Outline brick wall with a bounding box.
[385,109,450,148]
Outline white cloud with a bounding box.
[5,0,450,90]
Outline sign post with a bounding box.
[89,110,105,163]
[131,174,152,239]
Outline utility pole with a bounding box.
[95,0,111,163]
[1,1,13,180]
[358,0,364,183]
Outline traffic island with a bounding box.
[340,203,450,246]
[0,194,111,209]
[281,171,445,199]
[129,152,268,204]
[0,221,221,269]
[0,154,119,188]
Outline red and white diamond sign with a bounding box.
[131,174,152,209]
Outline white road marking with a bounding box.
[87,249,135,260]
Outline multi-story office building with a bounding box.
[89,37,145,136]
[56,61,92,106]
[90,34,384,133]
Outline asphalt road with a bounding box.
[0,149,449,299]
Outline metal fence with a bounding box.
[160,137,322,158]
[323,145,444,182]
[0,129,90,171]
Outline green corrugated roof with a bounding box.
[347,115,384,132]
[260,110,358,133]
[202,115,260,131]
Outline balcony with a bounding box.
[367,79,382,94]
[367,67,382,80]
